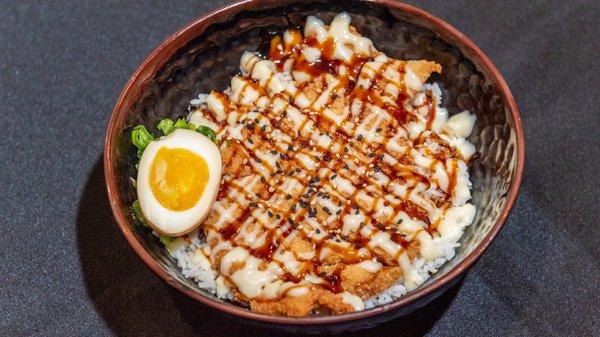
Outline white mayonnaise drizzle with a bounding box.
[179,12,477,313]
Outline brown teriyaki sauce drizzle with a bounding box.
[200,27,462,299]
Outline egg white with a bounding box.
[137,128,222,236]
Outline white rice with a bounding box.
[165,230,236,301]
[189,93,209,107]
[164,227,463,308]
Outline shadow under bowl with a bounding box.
[103,0,524,333]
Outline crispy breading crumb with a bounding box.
[249,288,354,316]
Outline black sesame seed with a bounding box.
[295,168,301,173]
[280,153,287,160]
[249,202,257,207]
[271,150,277,155]
[268,211,273,217]
[323,207,331,214]
[286,194,292,200]
[260,177,266,183]
[357,135,363,141]
[276,214,281,219]
[376,127,382,132]
[261,125,267,132]
[336,210,341,215]
[330,174,337,180]
[248,139,254,144]
[397,219,403,224]
[316,229,321,234]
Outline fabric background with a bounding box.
[0,1,598,336]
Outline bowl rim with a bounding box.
[103,0,525,325]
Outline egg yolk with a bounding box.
[149,147,208,211]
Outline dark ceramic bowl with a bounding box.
[104,0,524,333]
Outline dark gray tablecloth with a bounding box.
[1,1,598,336]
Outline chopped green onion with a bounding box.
[157,118,174,135]
[173,118,191,130]
[196,125,216,142]
[131,125,154,158]
[158,117,217,143]
[159,235,175,245]
[132,118,217,163]
[131,199,149,228]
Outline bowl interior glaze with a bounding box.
[104,0,523,330]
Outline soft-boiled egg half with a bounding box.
[137,128,222,236]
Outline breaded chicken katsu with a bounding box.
[141,12,477,316]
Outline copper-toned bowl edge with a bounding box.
[103,0,525,326]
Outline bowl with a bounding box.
[103,0,524,332]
